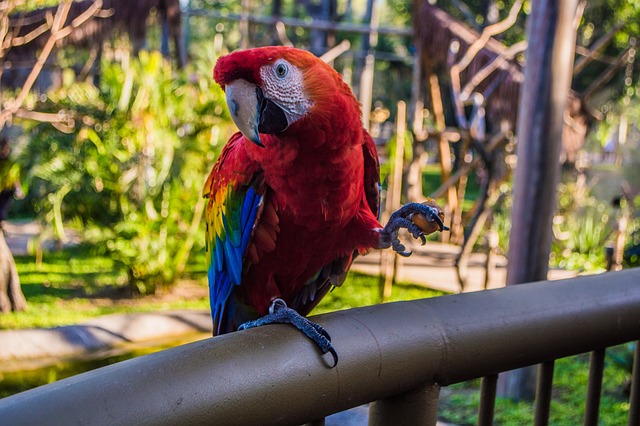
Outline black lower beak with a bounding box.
[256,87,290,136]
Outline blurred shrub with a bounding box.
[550,180,613,273]
[17,48,232,294]
[623,195,640,268]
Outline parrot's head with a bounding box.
[214,46,359,147]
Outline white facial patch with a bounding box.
[259,60,312,124]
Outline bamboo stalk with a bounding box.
[380,101,406,301]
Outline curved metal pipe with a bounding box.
[1,268,640,426]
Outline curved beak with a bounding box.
[224,80,290,148]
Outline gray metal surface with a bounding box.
[1,268,639,426]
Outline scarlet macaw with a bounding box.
[204,46,447,366]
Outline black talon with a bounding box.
[383,203,449,256]
[433,214,448,232]
[326,346,338,368]
[238,298,338,367]
[391,238,412,256]
[424,205,449,232]
[406,221,426,240]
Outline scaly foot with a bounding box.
[381,202,449,256]
[238,298,338,367]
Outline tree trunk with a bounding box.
[0,226,27,313]
[497,0,580,401]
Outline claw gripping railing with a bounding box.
[1,268,640,425]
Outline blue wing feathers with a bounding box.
[208,182,264,334]
[241,189,262,251]
[242,189,261,230]
[241,187,257,228]
[224,235,242,284]
[215,235,224,271]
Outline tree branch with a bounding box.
[582,44,634,101]
[320,39,350,63]
[7,21,50,48]
[454,0,523,74]
[448,0,523,129]
[573,21,625,75]
[274,21,292,47]
[0,0,104,129]
[448,41,468,128]
[460,40,527,101]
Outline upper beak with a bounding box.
[225,80,263,147]
[224,80,290,148]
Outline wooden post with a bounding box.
[484,228,498,290]
[609,200,628,272]
[359,0,381,131]
[407,40,428,204]
[451,134,470,244]
[498,0,581,401]
[0,228,27,313]
[380,101,406,301]
[427,73,456,243]
[409,40,423,137]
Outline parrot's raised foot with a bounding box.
[381,202,449,256]
[238,298,338,367]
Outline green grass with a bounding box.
[1,245,210,329]
[313,273,445,315]
[2,244,443,329]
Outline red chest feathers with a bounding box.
[256,138,365,232]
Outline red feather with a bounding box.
[206,47,383,328]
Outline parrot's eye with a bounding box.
[274,61,289,79]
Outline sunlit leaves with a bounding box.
[16,48,234,293]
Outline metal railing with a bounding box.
[1,268,639,425]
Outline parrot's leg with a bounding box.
[381,202,449,256]
[238,298,338,367]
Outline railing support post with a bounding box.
[478,374,498,426]
[534,361,555,426]
[368,382,440,426]
[628,341,640,426]
[584,348,605,426]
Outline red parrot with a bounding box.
[204,46,446,366]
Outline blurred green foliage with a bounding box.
[15,48,233,294]
[4,0,640,293]
[3,248,209,330]
[624,195,640,268]
[11,0,61,12]
[551,180,612,273]
[0,149,20,192]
